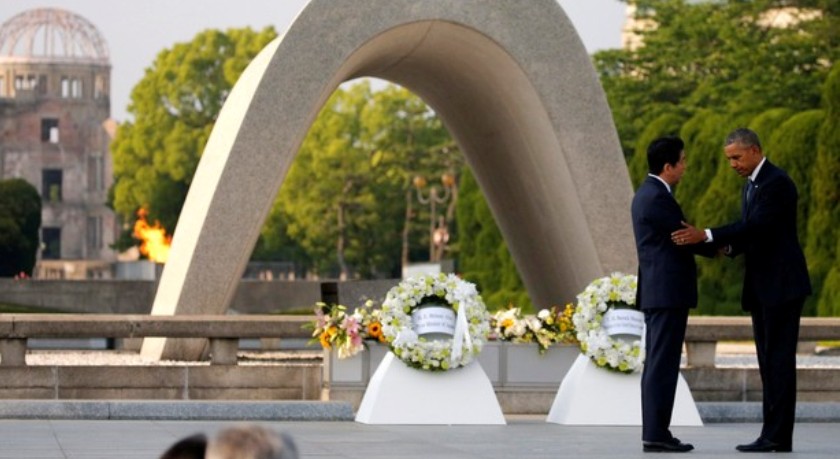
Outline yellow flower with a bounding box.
[501,318,514,328]
[319,332,331,349]
[327,326,338,337]
[367,321,382,339]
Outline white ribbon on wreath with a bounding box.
[380,273,490,372]
[450,301,471,365]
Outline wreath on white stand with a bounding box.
[380,273,490,372]
[572,272,645,374]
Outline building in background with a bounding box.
[0,8,117,278]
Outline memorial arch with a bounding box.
[142,0,636,360]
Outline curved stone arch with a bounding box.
[141,0,636,360]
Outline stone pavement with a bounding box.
[0,417,838,459]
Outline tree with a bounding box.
[673,110,729,221]
[597,0,839,158]
[748,108,794,144]
[767,110,825,316]
[595,47,683,158]
[817,238,840,316]
[628,112,687,187]
[264,82,462,278]
[110,27,278,248]
[766,109,824,247]
[362,85,462,268]
[252,207,311,268]
[674,111,741,314]
[274,82,380,278]
[810,62,840,316]
[0,179,41,277]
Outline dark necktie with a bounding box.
[745,179,755,204]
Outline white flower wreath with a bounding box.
[572,272,645,373]
[380,273,490,372]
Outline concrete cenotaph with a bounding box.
[141,1,637,370]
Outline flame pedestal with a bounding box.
[546,354,702,426]
[355,352,505,425]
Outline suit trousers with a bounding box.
[641,307,689,442]
[751,298,804,446]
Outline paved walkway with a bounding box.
[0,418,837,459]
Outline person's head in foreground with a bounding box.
[205,424,299,459]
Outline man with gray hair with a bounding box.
[673,127,811,453]
[206,424,299,459]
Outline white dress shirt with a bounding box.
[704,157,767,242]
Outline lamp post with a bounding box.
[414,172,455,262]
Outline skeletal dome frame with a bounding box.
[141,0,636,360]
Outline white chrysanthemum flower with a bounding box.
[525,316,542,332]
[572,273,643,373]
[393,329,418,347]
[508,327,523,339]
[378,274,489,372]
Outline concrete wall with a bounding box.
[0,278,398,314]
[0,357,838,407]
[0,364,321,400]
[0,279,156,313]
[683,367,840,403]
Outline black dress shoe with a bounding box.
[643,437,694,453]
[735,438,792,452]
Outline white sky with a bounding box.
[0,0,627,122]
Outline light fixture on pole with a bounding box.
[414,172,455,262]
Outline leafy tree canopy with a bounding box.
[263,81,462,278]
[766,109,824,245]
[810,62,840,315]
[0,179,41,277]
[110,27,278,248]
[599,0,839,158]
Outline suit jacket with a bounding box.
[710,160,811,310]
[632,176,716,310]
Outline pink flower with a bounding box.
[343,316,363,347]
[315,309,327,329]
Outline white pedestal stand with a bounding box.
[546,354,702,426]
[355,352,506,425]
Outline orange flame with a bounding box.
[133,208,171,263]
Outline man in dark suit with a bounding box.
[673,128,811,453]
[632,137,716,453]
